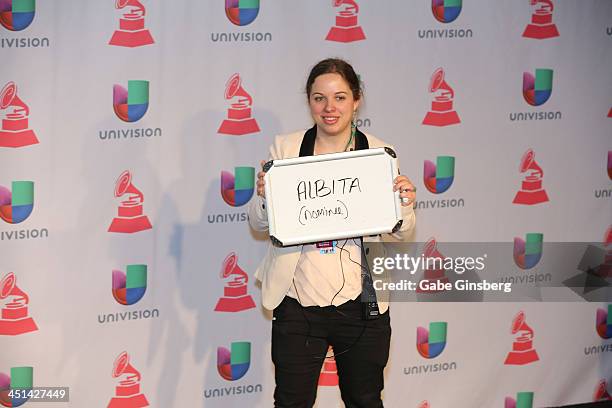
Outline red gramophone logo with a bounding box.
[422,68,460,127]
[318,347,339,387]
[504,311,540,365]
[217,73,260,136]
[0,81,39,148]
[325,0,366,43]
[594,379,612,402]
[522,0,559,40]
[214,253,255,312]
[109,0,155,48]
[512,149,549,205]
[108,170,152,234]
[0,272,38,336]
[417,402,430,408]
[107,351,149,408]
[417,238,450,293]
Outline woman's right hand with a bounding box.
[256,160,266,198]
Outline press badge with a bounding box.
[316,240,337,255]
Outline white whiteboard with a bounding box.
[263,147,403,246]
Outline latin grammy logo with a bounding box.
[417,402,430,408]
[325,0,366,43]
[108,170,153,234]
[0,272,38,336]
[214,253,255,312]
[522,0,559,40]
[108,351,149,408]
[504,311,539,365]
[109,0,155,48]
[417,238,450,293]
[512,149,549,205]
[422,68,460,127]
[0,82,39,148]
[318,347,339,387]
[594,379,612,401]
[217,73,260,135]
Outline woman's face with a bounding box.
[308,73,360,138]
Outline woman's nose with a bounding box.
[324,100,336,112]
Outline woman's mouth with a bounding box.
[322,116,339,125]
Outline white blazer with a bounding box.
[248,130,416,312]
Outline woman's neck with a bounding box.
[314,128,352,154]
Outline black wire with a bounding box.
[329,239,349,306]
[291,239,374,360]
[325,239,370,358]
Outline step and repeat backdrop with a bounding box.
[1,0,611,407]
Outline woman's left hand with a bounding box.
[393,175,416,207]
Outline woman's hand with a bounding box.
[393,175,416,207]
[256,160,266,198]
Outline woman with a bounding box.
[248,58,416,408]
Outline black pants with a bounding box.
[272,296,391,408]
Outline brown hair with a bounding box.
[305,58,362,100]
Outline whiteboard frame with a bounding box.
[263,147,403,247]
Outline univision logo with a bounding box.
[502,233,551,286]
[204,341,263,398]
[113,80,149,123]
[208,166,253,224]
[112,264,147,305]
[98,265,159,325]
[417,0,472,39]
[0,366,33,408]
[221,167,254,207]
[211,0,271,42]
[596,305,612,340]
[594,151,612,199]
[0,181,33,224]
[225,0,259,26]
[99,81,161,141]
[505,391,534,408]
[510,69,561,122]
[0,0,35,31]
[432,0,462,23]
[424,156,454,194]
[416,156,464,210]
[513,233,543,270]
[417,321,447,359]
[523,69,553,106]
[405,321,457,375]
[0,181,48,241]
[217,341,250,381]
[0,0,50,49]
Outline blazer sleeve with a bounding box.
[247,135,283,232]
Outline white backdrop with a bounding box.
[1,1,611,407]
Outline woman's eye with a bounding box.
[314,96,324,102]
[336,96,346,101]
